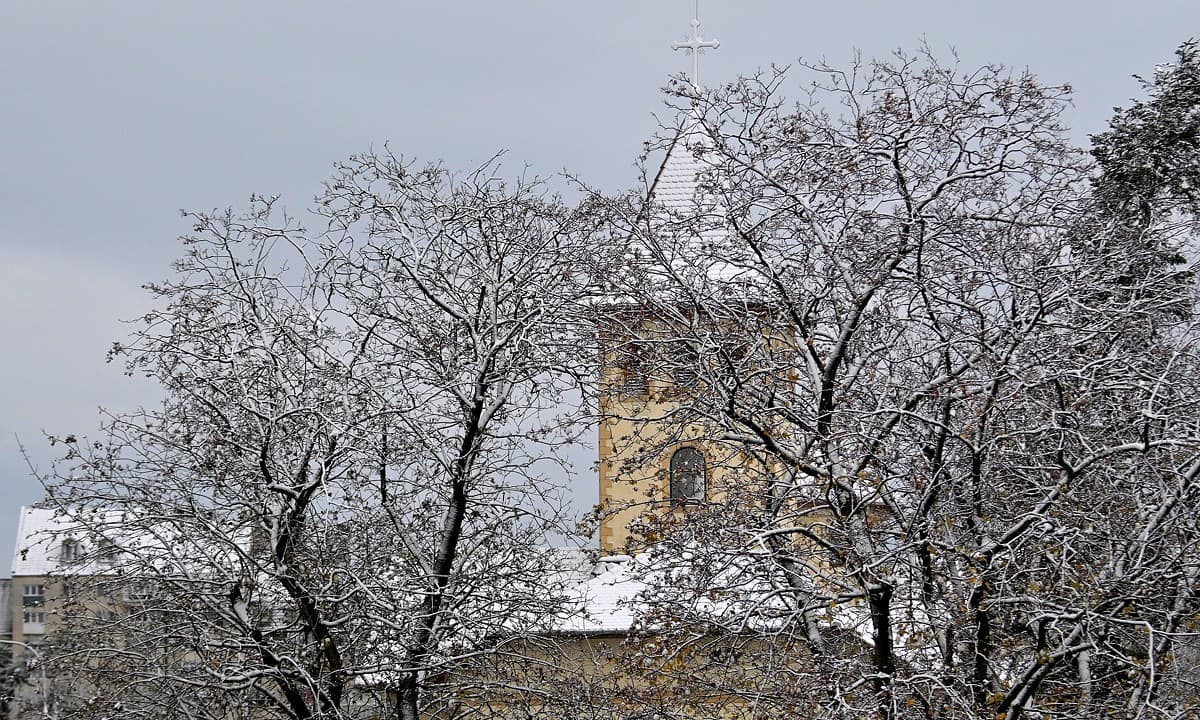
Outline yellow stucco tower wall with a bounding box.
[596,317,747,553]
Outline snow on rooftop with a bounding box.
[543,546,890,657]
[621,109,761,298]
[649,113,718,215]
[552,554,646,635]
[10,505,247,578]
[12,505,83,576]
[11,505,149,576]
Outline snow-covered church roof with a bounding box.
[629,108,756,293]
[649,111,720,215]
[547,548,879,650]
[551,554,646,635]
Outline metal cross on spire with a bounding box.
[671,0,720,89]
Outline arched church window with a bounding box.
[669,447,706,502]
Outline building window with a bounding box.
[61,538,80,562]
[22,611,45,625]
[671,341,700,389]
[22,584,45,607]
[125,582,154,603]
[669,447,706,502]
[92,608,120,623]
[96,537,119,565]
[619,342,648,396]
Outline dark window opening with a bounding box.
[670,447,706,502]
[672,341,700,389]
[96,537,119,564]
[22,584,45,607]
[619,342,648,396]
[22,611,45,625]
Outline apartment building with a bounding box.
[10,507,65,651]
[7,506,129,717]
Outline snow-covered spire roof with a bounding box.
[648,109,718,215]
[641,109,747,287]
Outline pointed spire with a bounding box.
[671,0,719,89]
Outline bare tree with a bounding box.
[39,154,601,720]
[606,49,1200,719]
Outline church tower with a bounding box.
[596,10,727,553]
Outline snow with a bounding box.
[648,112,718,213]
[6,506,889,664]
[11,505,144,576]
[12,506,75,576]
[552,553,647,635]
[10,504,247,578]
[643,110,747,286]
[541,546,891,660]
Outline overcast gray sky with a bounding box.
[2,1,1197,574]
